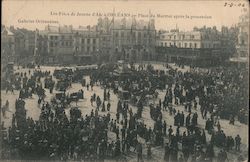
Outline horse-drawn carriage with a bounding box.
[72,65,97,83]
[118,90,131,101]
[76,65,98,75]
[150,75,165,90]
[132,87,158,107]
[51,92,68,105]
[70,91,84,102]
[52,92,74,107]
[182,127,203,150]
[53,68,73,80]
[70,107,82,121]
[149,104,162,121]
[55,80,70,91]
[142,87,159,104]
[44,77,55,89]
[51,90,84,107]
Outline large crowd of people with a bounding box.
[0,62,248,162]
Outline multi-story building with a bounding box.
[110,18,156,62]
[96,17,157,62]
[156,26,223,66]
[73,25,100,64]
[221,26,238,58]
[97,17,113,62]
[1,26,36,64]
[1,26,15,64]
[36,32,48,64]
[230,8,249,67]
[37,25,102,64]
[10,27,36,64]
[157,28,220,49]
[35,18,156,64]
[38,25,75,64]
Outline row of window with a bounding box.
[75,46,97,53]
[113,37,150,41]
[49,34,153,43]
[202,43,219,48]
[160,42,198,48]
[81,38,97,44]
[114,31,153,38]
[50,35,73,40]
[161,35,197,40]
[50,36,58,40]
[159,42,219,48]
[114,41,150,47]
[50,41,73,47]
[102,37,111,41]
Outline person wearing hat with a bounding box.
[101,102,106,112]
[235,134,241,152]
[107,102,111,111]
[186,113,191,127]
[163,120,167,136]
[164,143,170,162]
[217,149,228,162]
[146,142,152,159]
[136,142,143,162]
[178,154,185,162]
[121,138,127,154]
[205,143,214,162]
[115,138,121,157]
[180,111,185,127]
[168,125,173,139]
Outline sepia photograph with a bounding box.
[1,0,249,161]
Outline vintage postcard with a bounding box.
[1,0,249,162]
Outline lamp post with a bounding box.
[34,47,38,65]
[96,48,101,65]
[74,47,79,64]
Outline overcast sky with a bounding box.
[2,0,248,31]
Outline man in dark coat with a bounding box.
[180,111,185,126]
[186,114,191,127]
[164,143,171,162]
[163,120,167,136]
[136,142,143,162]
[235,134,241,151]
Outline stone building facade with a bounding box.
[1,26,15,64]
[235,9,249,60]
[155,26,236,66]
[35,18,156,64]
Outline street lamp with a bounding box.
[96,48,101,65]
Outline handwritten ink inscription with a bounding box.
[224,2,246,7]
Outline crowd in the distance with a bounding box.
[0,62,247,162]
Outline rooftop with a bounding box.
[1,27,14,36]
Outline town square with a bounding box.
[1,1,249,162]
